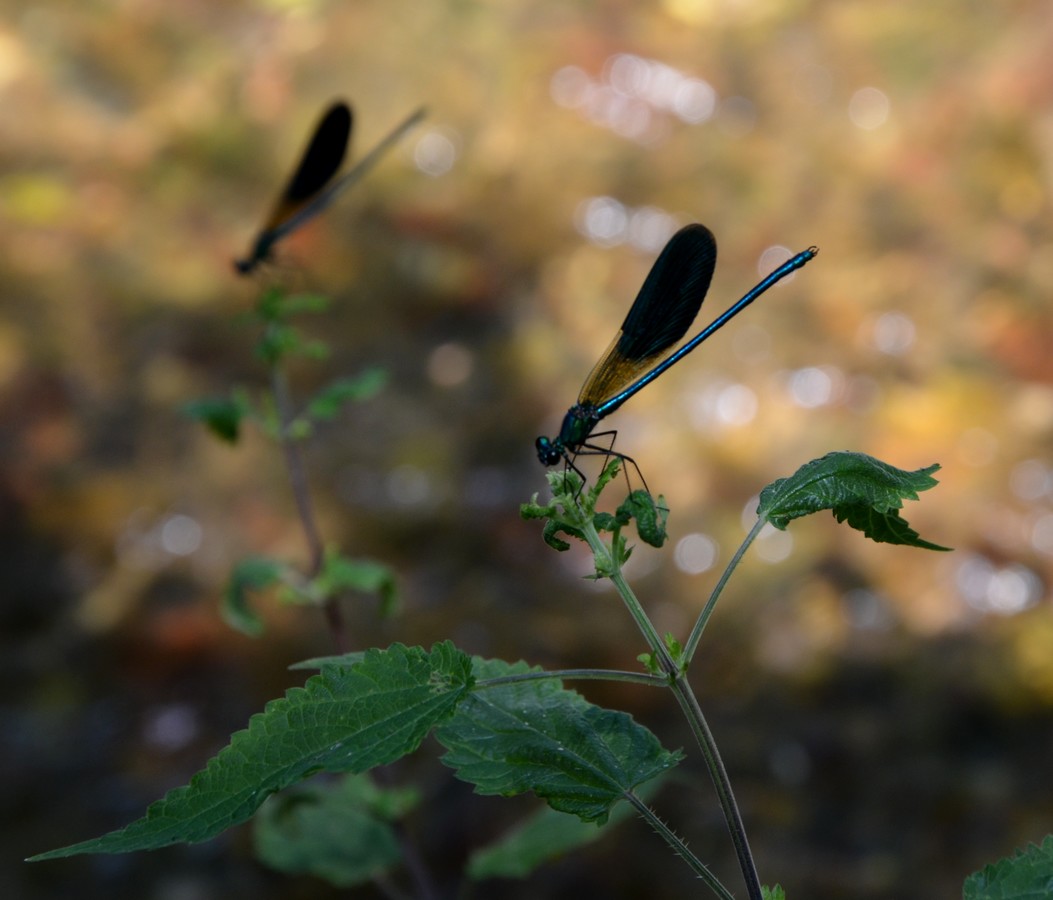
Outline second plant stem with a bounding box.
[268,357,346,651]
[578,512,763,900]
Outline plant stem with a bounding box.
[574,499,761,899]
[625,792,736,900]
[268,355,346,652]
[578,516,674,672]
[668,675,762,900]
[683,516,766,665]
[476,668,668,690]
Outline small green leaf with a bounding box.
[183,396,247,444]
[616,490,668,548]
[255,324,332,365]
[437,659,682,825]
[963,835,1053,900]
[316,551,398,617]
[222,556,291,636]
[757,451,949,551]
[274,292,330,317]
[663,634,683,663]
[596,530,630,576]
[540,519,579,552]
[285,417,314,441]
[28,643,473,861]
[256,288,330,322]
[307,369,387,421]
[299,338,330,361]
[637,651,661,675]
[762,886,787,900]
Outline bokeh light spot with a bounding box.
[849,86,890,130]
[674,532,718,574]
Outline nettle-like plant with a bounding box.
[28,286,1052,897]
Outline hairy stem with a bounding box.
[625,792,735,900]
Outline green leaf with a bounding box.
[306,369,387,420]
[757,451,949,550]
[523,474,668,554]
[255,322,303,365]
[466,774,665,880]
[316,551,398,617]
[537,519,576,552]
[437,659,681,825]
[963,836,1053,900]
[254,774,418,887]
[762,886,787,900]
[222,556,291,636]
[183,395,247,444]
[616,490,668,548]
[28,643,473,860]
[289,652,368,670]
[256,287,330,322]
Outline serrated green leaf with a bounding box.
[307,369,387,420]
[466,774,664,880]
[28,643,472,860]
[437,659,681,825]
[254,775,413,887]
[762,886,787,900]
[757,451,949,550]
[222,556,291,636]
[963,836,1053,900]
[183,396,246,444]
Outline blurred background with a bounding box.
[3,0,1052,897]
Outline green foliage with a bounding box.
[223,556,291,635]
[758,451,948,550]
[306,369,388,420]
[28,649,682,871]
[254,774,418,887]
[251,289,332,365]
[222,550,398,636]
[617,489,669,548]
[520,461,668,558]
[256,287,331,322]
[963,836,1053,900]
[437,659,682,825]
[183,393,249,443]
[466,775,665,880]
[29,643,472,860]
[315,549,399,617]
[33,430,963,897]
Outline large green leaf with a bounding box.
[30,643,472,860]
[437,659,681,825]
[757,451,948,550]
[963,836,1053,900]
